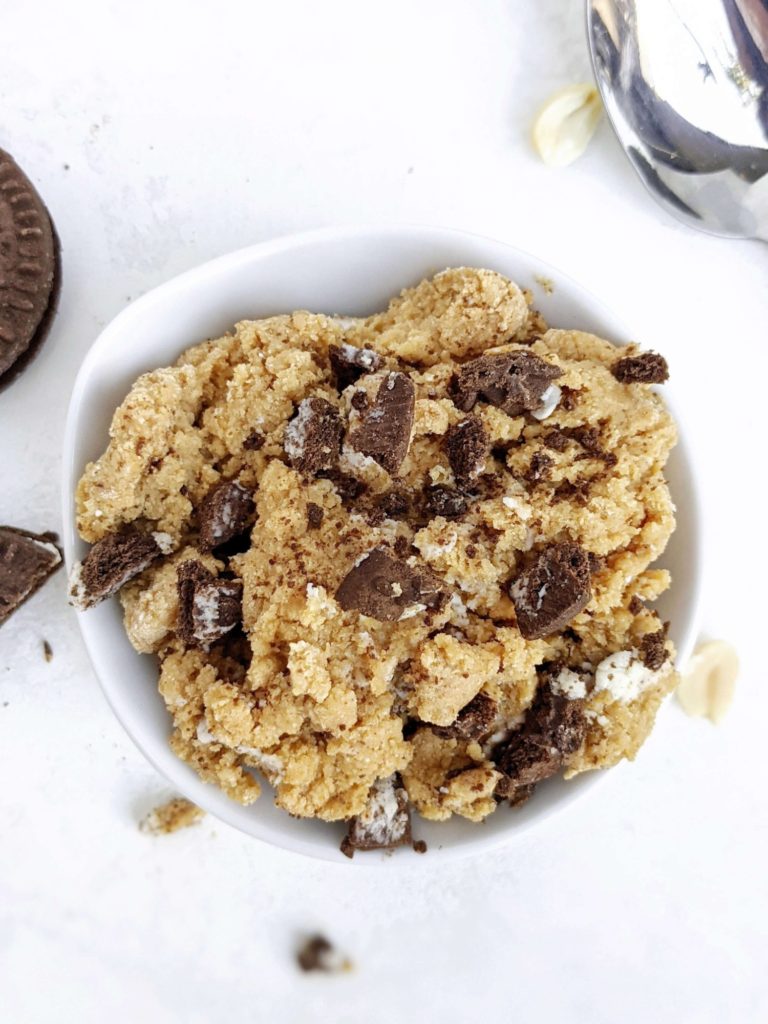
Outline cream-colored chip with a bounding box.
[532,83,603,167]
[676,640,738,724]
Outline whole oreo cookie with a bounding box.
[0,148,60,388]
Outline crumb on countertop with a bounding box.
[140,796,205,835]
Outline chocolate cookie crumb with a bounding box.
[336,547,447,622]
[559,386,581,411]
[42,640,53,662]
[340,775,412,856]
[284,397,343,476]
[242,430,265,451]
[296,934,353,974]
[0,526,62,624]
[450,352,562,416]
[543,428,569,452]
[640,627,669,670]
[612,352,669,385]
[424,485,469,521]
[69,528,169,610]
[348,371,415,475]
[306,503,324,530]
[412,839,428,854]
[526,450,553,484]
[177,560,243,647]
[320,469,367,505]
[329,342,382,391]
[350,389,368,412]
[444,416,489,487]
[198,480,255,552]
[377,490,410,519]
[510,543,592,639]
[629,595,644,615]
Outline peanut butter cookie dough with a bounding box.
[71,268,678,854]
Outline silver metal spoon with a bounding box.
[586,0,768,241]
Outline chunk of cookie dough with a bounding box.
[74,268,680,836]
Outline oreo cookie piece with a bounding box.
[336,546,447,622]
[177,560,242,647]
[0,526,62,625]
[493,681,586,788]
[450,352,562,417]
[284,397,343,476]
[329,342,382,391]
[69,527,172,610]
[197,480,255,552]
[434,692,497,741]
[347,371,415,475]
[444,415,489,487]
[509,543,592,639]
[0,148,60,388]
[340,775,412,857]
[611,351,669,385]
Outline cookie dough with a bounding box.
[73,268,678,842]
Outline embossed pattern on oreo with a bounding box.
[0,149,58,383]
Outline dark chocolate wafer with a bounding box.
[0,148,60,388]
[0,526,62,625]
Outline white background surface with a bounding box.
[1,2,765,1022]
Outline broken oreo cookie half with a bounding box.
[340,775,412,857]
[336,546,447,622]
[177,560,243,647]
[509,542,592,640]
[0,526,62,625]
[69,527,172,610]
[450,352,562,417]
[347,371,415,476]
[0,148,60,389]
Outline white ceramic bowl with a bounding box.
[63,226,701,864]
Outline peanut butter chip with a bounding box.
[677,640,738,724]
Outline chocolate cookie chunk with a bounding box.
[0,526,62,625]
[640,627,669,670]
[0,149,60,388]
[494,681,586,788]
[436,692,497,741]
[348,371,415,475]
[611,352,669,385]
[177,560,243,647]
[424,485,469,521]
[450,352,562,416]
[284,397,343,476]
[340,775,412,857]
[69,528,172,610]
[296,935,352,973]
[445,416,489,487]
[509,543,592,639]
[197,480,255,552]
[329,342,382,391]
[336,546,447,621]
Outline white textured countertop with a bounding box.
[1,2,765,1022]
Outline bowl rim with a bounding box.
[62,223,703,865]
